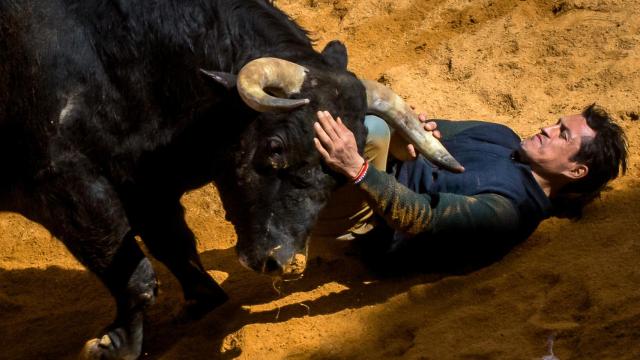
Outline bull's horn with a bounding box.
[361,79,464,173]
[237,57,311,112]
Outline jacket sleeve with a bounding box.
[433,119,488,140]
[357,167,520,236]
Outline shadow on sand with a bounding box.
[0,238,448,359]
[5,184,638,359]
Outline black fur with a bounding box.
[0,0,367,358]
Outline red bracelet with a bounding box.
[352,160,369,184]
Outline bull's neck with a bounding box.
[90,0,320,107]
[108,0,319,71]
[211,1,320,71]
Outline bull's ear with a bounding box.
[200,69,237,90]
[321,40,348,70]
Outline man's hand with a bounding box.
[313,111,365,179]
[390,113,442,161]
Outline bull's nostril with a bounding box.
[263,257,282,274]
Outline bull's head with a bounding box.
[202,41,462,278]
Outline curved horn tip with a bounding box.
[237,57,310,112]
[440,158,465,173]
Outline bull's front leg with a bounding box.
[132,195,228,321]
[22,154,156,360]
[80,236,156,360]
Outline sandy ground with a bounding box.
[1,0,639,359]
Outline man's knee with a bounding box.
[365,115,391,148]
[364,115,391,170]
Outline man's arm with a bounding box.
[313,110,519,237]
[389,116,485,161]
[358,166,520,236]
[432,119,487,140]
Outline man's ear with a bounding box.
[321,40,348,70]
[563,163,589,180]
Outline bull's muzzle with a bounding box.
[261,245,307,278]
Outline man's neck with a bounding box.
[531,170,569,198]
[531,171,552,197]
[515,148,562,198]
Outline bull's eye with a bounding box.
[259,136,288,171]
[266,137,285,155]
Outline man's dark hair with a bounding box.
[551,103,628,219]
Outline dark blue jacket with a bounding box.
[358,120,552,270]
[396,121,551,240]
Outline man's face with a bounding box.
[520,114,596,178]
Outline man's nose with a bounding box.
[541,124,559,137]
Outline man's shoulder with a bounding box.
[447,121,521,148]
[455,120,517,135]
[434,119,519,143]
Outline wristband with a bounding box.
[352,160,369,184]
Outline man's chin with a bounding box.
[514,145,530,163]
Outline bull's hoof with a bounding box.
[178,290,229,323]
[79,331,141,360]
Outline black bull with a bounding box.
[0,0,460,358]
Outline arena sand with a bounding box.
[1,0,639,359]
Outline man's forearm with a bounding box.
[357,166,436,235]
[389,119,487,161]
[432,119,487,140]
[356,167,520,236]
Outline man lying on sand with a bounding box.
[311,104,628,270]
